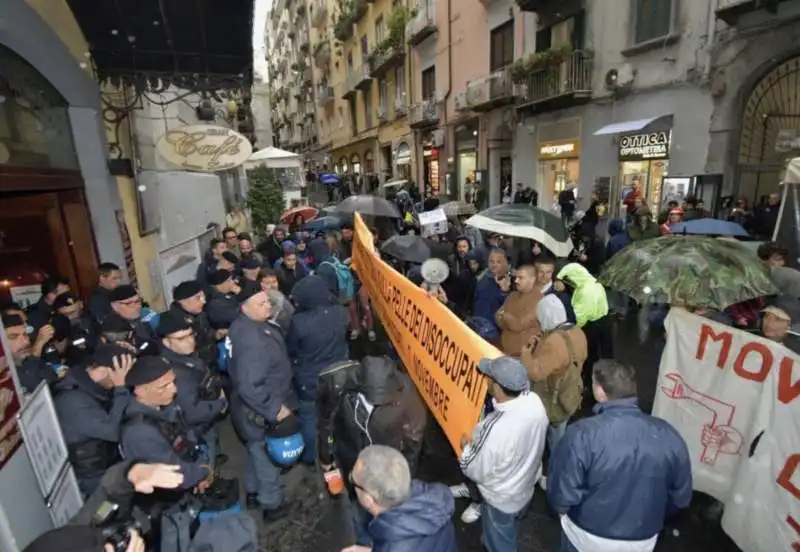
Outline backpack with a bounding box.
[535,328,583,424]
[321,258,355,301]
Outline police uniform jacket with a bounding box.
[168,303,217,368]
[161,348,226,433]
[205,288,240,330]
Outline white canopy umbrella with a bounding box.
[383,178,408,188]
[784,156,800,184]
[245,146,302,169]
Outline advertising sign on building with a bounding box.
[538,139,581,160]
[156,124,253,172]
[618,131,670,161]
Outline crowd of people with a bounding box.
[4,183,797,552]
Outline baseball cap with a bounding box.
[477,356,530,392]
[762,305,791,322]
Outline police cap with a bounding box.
[125,355,171,387]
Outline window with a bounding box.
[490,20,514,71]
[395,65,406,101]
[337,107,344,129]
[348,98,357,134]
[375,16,385,44]
[421,67,436,100]
[364,88,373,128]
[535,11,586,53]
[347,52,353,74]
[361,35,369,63]
[632,0,674,44]
[379,79,388,113]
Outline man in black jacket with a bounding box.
[54,344,133,496]
[169,280,217,368]
[88,262,123,325]
[108,285,159,355]
[3,312,59,395]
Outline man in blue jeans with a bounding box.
[456,356,549,552]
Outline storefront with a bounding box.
[351,153,362,175]
[394,140,411,179]
[423,145,441,197]
[537,139,581,210]
[617,130,671,215]
[455,120,479,201]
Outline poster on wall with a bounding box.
[17,382,68,497]
[0,336,22,470]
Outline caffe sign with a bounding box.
[156,124,253,172]
[618,131,670,161]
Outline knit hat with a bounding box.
[173,280,203,301]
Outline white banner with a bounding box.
[653,309,800,552]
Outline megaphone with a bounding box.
[420,258,450,295]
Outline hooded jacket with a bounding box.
[308,237,340,296]
[495,286,542,356]
[287,275,349,397]
[605,219,632,258]
[368,480,458,552]
[557,263,609,327]
[627,208,660,241]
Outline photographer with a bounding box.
[54,344,134,497]
[2,312,59,395]
[158,311,227,469]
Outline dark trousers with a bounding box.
[582,315,614,398]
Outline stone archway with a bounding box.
[734,55,800,203]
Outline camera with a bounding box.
[93,501,152,552]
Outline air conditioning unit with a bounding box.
[455,91,469,111]
[605,63,636,91]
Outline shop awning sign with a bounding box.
[618,131,670,161]
[156,124,253,173]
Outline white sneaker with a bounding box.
[367,330,377,342]
[460,502,482,524]
[538,475,547,491]
[449,483,471,499]
[349,329,360,340]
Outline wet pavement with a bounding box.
[217,314,743,552]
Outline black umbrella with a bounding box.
[335,195,402,218]
[380,235,451,264]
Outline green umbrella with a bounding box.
[599,236,778,309]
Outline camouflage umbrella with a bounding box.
[599,235,779,309]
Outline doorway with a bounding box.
[500,156,512,204]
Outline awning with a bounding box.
[66,0,254,86]
[395,142,411,165]
[593,115,672,136]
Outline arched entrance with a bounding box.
[735,56,800,204]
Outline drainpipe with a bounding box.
[702,0,717,82]
[442,0,453,192]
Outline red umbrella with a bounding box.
[280,206,319,225]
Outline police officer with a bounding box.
[108,285,160,355]
[205,269,241,334]
[158,311,227,468]
[2,312,58,394]
[239,256,261,284]
[51,291,99,363]
[120,356,212,494]
[53,343,133,496]
[228,286,296,521]
[168,280,217,368]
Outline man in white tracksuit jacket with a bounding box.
[458,356,548,552]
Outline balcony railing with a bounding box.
[317,84,335,107]
[311,0,327,27]
[370,44,405,76]
[515,0,561,12]
[715,0,784,25]
[515,50,593,110]
[394,96,408,117]
[346,62,372,95]
[409,98,441,128]
[465,67,516,111]
[406,1,436,46]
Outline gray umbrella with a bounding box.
[380,235,451,264]
[335,195,402,218]
[771,266,800,298]
[465,204,573,257]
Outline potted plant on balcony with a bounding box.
[509,44,574,83]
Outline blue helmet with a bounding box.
[264,415,305,467]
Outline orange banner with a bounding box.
[351,214,498,453]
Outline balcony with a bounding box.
[314,40,331,70]
[344,62,372,97]
[514,49,593,114]
[394,96,408,117]
[311,0,327,28]
[370,43,405,77]
[298,29,310,52]
[317,84,335,107]
[409,98,441,128]
[715,0,787,25]
[378,104,388,122]
[465,68,516,112]
[515,0,563,12]
[406,1,437,46]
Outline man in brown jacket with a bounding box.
[495,265,542,356]
[521,294,588,490]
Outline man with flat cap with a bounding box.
[239,255,261,284]
[2,312,58,395]
[108,285,160,355]
[228,284,297,521]
[158,311,227,468]
[120,356,213,496]
[168,280,217,368]
[54,343,134,496]
[205,269,242,333]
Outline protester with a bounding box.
[535,256,576,323]
[604,220,632,317]
[472,249,512,342]
[343,445,457,552]
[548,359,693,552]
[627,207,660,241]
[495,265,542,356]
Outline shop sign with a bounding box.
[618,131,670,161]
[538,140,581,159]
[156,124,253,172]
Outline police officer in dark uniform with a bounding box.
[2,312,58,395]
[205,270,241,333]
[158,311,227,468]
[51,291,99,363]
[108,285,160,355]
[120,356,212,493]
[228,286,296,521]
[53,343,133,496]
[168,280,217,368]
